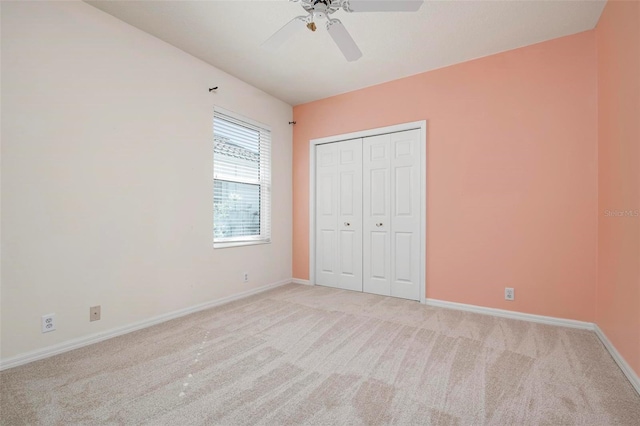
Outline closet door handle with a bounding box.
[344,222,351,227]
[376,222,383,227]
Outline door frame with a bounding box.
[308,120,427,304]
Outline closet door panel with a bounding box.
[337,139,363,291]
[363,134,391,296]
[315,143,339,287]
[315,140,363,291]
[390,129,421,300]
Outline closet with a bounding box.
[315,129,422,301]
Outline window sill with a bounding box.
[214,240,271,249]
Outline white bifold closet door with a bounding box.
[315,139,363,292]
[363,129,421,300]
[315,129,420,301]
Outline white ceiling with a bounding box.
[86,0,606,106]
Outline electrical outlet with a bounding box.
[505,288,515,301]
[41,314,56,333]
[243,272,249,283]
[90,306,101,322]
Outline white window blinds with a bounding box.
[213,108,271,247]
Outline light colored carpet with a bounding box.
[1,283,639,425]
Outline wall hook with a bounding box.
[209,87,218,92]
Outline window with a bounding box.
[213,108,271,248]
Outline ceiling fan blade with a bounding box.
[262,16,307,50]
[327,19,362,62]
[346,0,423,12]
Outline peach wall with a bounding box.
[596,0,640,376]
[293,31,598,322]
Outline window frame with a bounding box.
[213,107,271,249]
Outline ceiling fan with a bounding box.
[262,0,424,62]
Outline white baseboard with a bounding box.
[425,298,594,330]
[425,297,640,396]
[0,279,291,371]
[292,278,312,285]
[594,325,640,395]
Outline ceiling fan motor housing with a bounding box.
[301,0,340,20]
